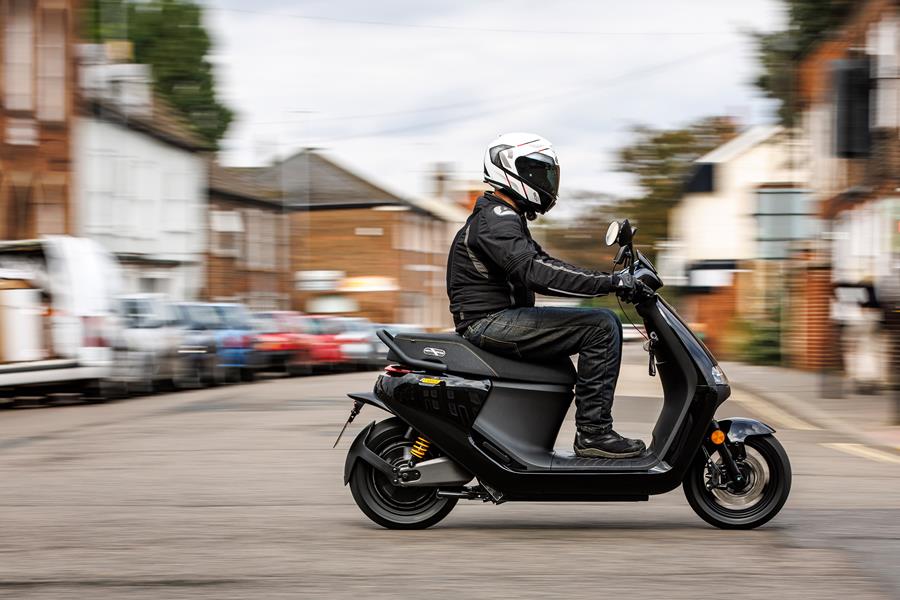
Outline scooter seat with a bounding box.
[389,332,576,386]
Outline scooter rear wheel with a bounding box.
[349,418,458,530]
[683,434,791,530]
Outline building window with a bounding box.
[37,8,65,122]
[163,172,189,232]
[35,176,66,235]
[6,178,33,239]
[211,209,244,257]
[756,188,819,259]
[5,0,35,112]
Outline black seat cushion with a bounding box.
[389,332,576,386]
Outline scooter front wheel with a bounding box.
[349,418,457,530]
[683,434,791,530]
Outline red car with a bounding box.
[290,314,347,373]
[251,311,303,373]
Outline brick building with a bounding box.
[797,0,900,386]
[1,0,77,240]
[206,162,289,309]
[265,149,468,329]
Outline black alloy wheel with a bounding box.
[683,435,791,529]
[349,418,458,529]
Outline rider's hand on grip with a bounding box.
[613,272,652,303]
[613,271,636,301]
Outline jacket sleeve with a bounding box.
[475,213,615,298]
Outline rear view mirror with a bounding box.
[605,221,620,246]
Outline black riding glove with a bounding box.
[613,272,652,302]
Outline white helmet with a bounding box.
[483,132,560,215]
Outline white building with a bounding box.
[73,45,208,299]
[665,125,813,287]
[659,125,814,357]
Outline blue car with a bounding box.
[207,303,260,381]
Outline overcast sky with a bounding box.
[205,0,785,205]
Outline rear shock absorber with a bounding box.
[410,436,431,461]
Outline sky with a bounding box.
[205,0,785,207]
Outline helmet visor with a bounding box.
[515,152,560,198]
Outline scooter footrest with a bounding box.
[550,450,661,471]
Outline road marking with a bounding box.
[822,443,900,465]
[730,391,820,431]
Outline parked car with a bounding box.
[0,236,120,402]
[209,303,259,381]
[251,311,302,374]
[293,315,347,372]
[331,317,380,368]
[112,294,182,394]
[172,302,226,387]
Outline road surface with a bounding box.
[1,347,898,599]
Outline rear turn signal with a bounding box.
[710,430,726,445]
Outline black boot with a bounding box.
[574,429,646,459]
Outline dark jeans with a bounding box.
[463,307,623,434]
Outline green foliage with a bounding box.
[730,311,783,366]
[752,0,854,126]
[82,0,233,147]
[616,116,738,258]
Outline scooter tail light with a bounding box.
[384,364,411,376]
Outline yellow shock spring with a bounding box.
[410,436,431,460]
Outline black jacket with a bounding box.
[447,193,615,332]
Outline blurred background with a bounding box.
[0,0,896,409]
[1,1,900,597]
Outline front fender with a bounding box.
[718,417,775,443]
[342,421,396,485]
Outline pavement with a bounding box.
[722,360,900,452]
[1,346,899,599]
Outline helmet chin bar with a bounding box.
[486,169,555,217]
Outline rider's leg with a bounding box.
[462,306,645,458]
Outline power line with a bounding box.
[307,42,737,144]
[250,40,737,128]
[205,5,735,37]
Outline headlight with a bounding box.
[711,365,728,385]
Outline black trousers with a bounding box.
[463,307,623,433]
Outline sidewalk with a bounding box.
[721,360,900,451]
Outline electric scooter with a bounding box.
[337,219,791,530]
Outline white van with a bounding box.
[0,236,121,397]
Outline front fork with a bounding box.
[704,420,748,491]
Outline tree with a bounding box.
[82,0,233,147]
[753,0,854,126]
[616,117,738,256]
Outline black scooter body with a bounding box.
[345,295,752,502]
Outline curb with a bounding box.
[723,365,900,454]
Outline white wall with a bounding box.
[832,197,898,285]
[73,117,207,300]
[671,134,802,264]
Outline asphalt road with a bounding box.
[2,346,899,599]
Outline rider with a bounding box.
[447,132,647,458]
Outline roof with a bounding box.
[253,149,467,222]
[695,125,783,164]
[82,95,210,151]
[267,150,404,208]
[405,195,469,223]
[208,161,282,207]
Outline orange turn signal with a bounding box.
[710,430,726,445]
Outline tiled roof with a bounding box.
[208,162,282,205]
[83,95,210,151]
